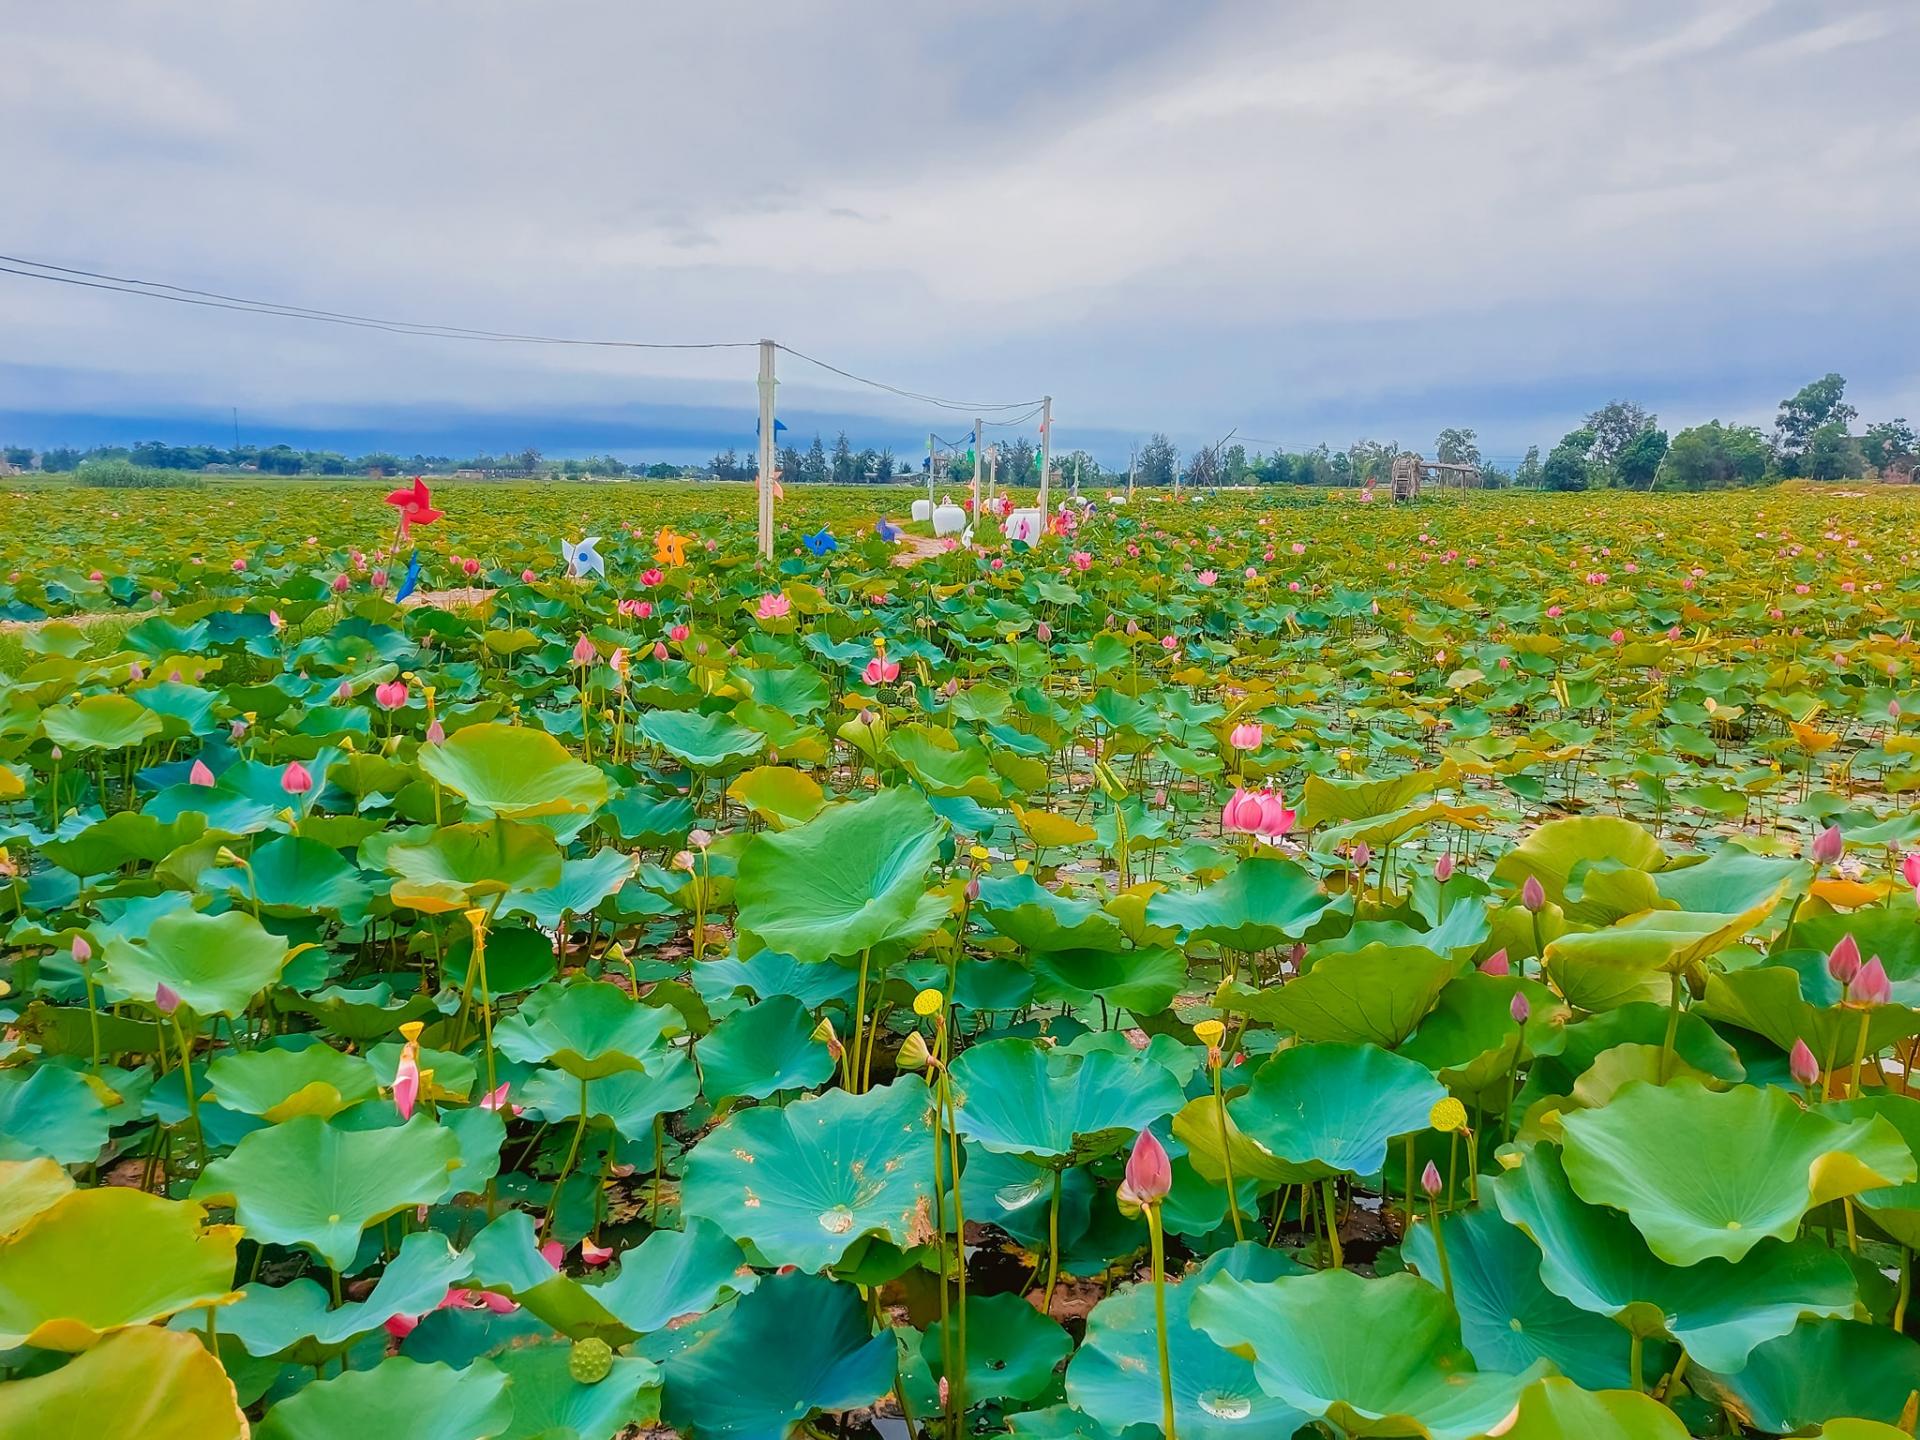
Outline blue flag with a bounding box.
[394,549,422,602]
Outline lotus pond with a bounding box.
[2,478,1920,1438]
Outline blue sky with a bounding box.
[3,2,1917,469]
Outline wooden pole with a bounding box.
[973,417,983,525]
[1037,396,1053,518]
[756,339,776,560]
[926,432,935,514]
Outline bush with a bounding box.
[75,460,205,490]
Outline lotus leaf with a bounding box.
[255,1356,513,1440]
[417,722,609,817]
[0,1325,248,1440]
[99,907,291,1015]
[950,1037,1185,1164]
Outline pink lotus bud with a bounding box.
[392,1048,420,1121]
[1903,852,1920,890]
[653,642,669,661]
[1789,1038,1820,1088]
[128,662,145,682]
[371,568,388,589]
[1229,721,1263,751]
[72,935,92,964]
[669,623,690,642]
[1035,621,1053,643]
[1510,992,1530,1024]
[1828,934,1862,984]
[281,760,313,796]
[189,760,216,786]
[463,558,479,576]
[1421,1160,1443,1197]
[1810,824,1844,866]
[1849,956,1892,1007]
[521,568,537,583]
[375,680,409,710]
[154,981,181,1014]
[965,877,981,901]
[231,557,247,572]
[229,721,247,741]
[425,719,446,745]
[1352,842,1372,871]
[1122,1127,1172,1206]
[1434,853,1455,882]
[1479,949,1511,977]
[1521,875,1546,913]
[332,573,350,594]
[572,634,597,666]
[336,680,354,702]
[1610,629,1625,645]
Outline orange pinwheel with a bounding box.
[654,526,689,567]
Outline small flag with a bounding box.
[756,417,788,435]
[394,549,422,602]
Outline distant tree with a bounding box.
[1479,462,1514,488]
[1861,419,1916,475]
[1584,401,1656,469]
[776,443,803,485]
[830,431,856,483]
[359,451,404,475]
[709,448,745,481]
[802,434,829,484]
[1804,421,1865,481]
[1659,421,1770,490]
[1542,428,1597,491]
[1347,439,1397,485]
[1514,445,1542,488]
[1434,428,1481,467]
[853,447,877,483]
[1774,373,1855,473]
[1138,433,1177,488]
[516,448,541,475]
[644,462,682,479]
[1613,427,1670,490]
[2,446,31,468]
[40,447,81,472]
[1324,448,1349,486]
[1006,437,1036,486]
[1185,445,1220,489]
[875,448,895,483]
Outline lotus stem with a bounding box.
[1403,1138,1416,1237]
[1043,1164,1063,1312]
[939,1059,969,1424]
[81,969,103,1075]
[170,1010,207,1166]
[1896,1247,1911,1332]
[1210,1061,1244,1242]
[1629,1332,1644,1392]
[1146,1202,1177,1440]
[847,948,872,1094]
[1659,971,1683,1084]
[1425,1196,1453,1306]
[543,1073,591,1240]
[652,1113,666,1222]
[1321,1178,1343,1269]
[1848,1009,1873,1098]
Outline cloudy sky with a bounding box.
[4,1,1917,467]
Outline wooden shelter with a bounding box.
[1390,453,1482,500]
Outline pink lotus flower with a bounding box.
[1789,1038,1820,1088]
[281,761,313,796]
[231,558,247,572]
[1228,722,1263,751]
[1352,842,1372,871]
[1161,635,1178,652]
[757,592,791,620]
[424,719,446,745]
[269,610,284,631]
[1520,875,1546,913]
[1849,956,1892,1007]
[1121,1128,1171,1206]
[332,574,350,594]
[572,634,597,666]
[477,1082,519,1115]
[1036,621,1053,643]
[1810,824,1844,865]
[1071,551,1093,572]
[1434,853,1455,882]
[1510,992,1531,1024]
[1478,949,1511,977]
[1828,934,1863,984]
[371,568,388,589]
[1609,629,1625,645]
[463,558,480,576]
[375,680,409,710]
[668,623,690,642]
[1195,570,1217,587]
[392,1047,420,1121]
[862,656,901,685]
[1420,1161,1443,1197]
[581,1240,614,1267]
[1902,852,1920,890]
[189,760,216,786]
[521,568,537,583]
[653,642,669,661]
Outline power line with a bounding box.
[773,344,1043,415]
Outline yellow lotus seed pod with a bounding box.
[1193,1019,1226,1045]
[913,988,944,1017]
[1430,1097,1469,1133]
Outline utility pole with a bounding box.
[1073,455,1081,500]
[926,432,936,514]
[973,416,983,523]
[988,443,997,508]
[1128,443,1137,502]
[1037,396,1053,517]
[756,339,777,560]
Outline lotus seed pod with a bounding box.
[569,1337,614,1385]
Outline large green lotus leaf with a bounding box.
[42,693,164,751]
[1491,816,1667,925]
[1227,1042,1445,1183]
[417,722,609,817]
[731,662,831,716]
[725,764,827,830]
[700,993,836,1102]
[38,810,209,874]
[682,1077,935,1272]
[100,907,290,1015]
[1030,945,1185,1014]
[521,1049,699,1139]
[1491,1144,1862,1372]
[256,1357,513,1440]
[1697,965,1920,1060]
[1824,1094,1920,1247]
[960,1142,1095,1248]
[950,1037,1185,1164]
[0,1325,248,1440]
[0,1157,75,1237]
[493,980,683,1080]
[440,1105,506,1200]
[492,1342,663,1440]
[1692,1319,1920,1434]
[1068,1244,1308,1440]
[277,981,441,1042]
[501,848,637,929]
[1225,945,1459,1047]
[1654,843,1806,916]
[218,1230,468,1361]
[976,872,1127,952]
[0,1065,111,1165]
[1544,896,1784,1011]
[1145,856,1334,950]
[655,1271,895,1439]
[635,708,765,769]
[442,922,558,998]
[593,1219,755,1334]
[1401,1204,1642,1387]
[1398,973,1566,1100]
[1009,1405,1155,1439]
[201,833,373,919]
[1173,1094,1299,1186]
[921,1289,1071,1403]
[1190,1268,1548,1440]
[1560,1078,1913,1264]
[733,785,947,963]
[1298,766,1456,829]
[464,1212,632,1343]
[379,820,565,912]
[888,722,1003,801]
[205,1043,378,1122]
[0,1189,235,1353]
[1491,1377,1690,1440]
[195,1114,461,1270]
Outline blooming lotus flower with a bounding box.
[1071,550,1093,572]
[863,656,901,685]
[1121,1128,1172,1206]
[189,760,216,786]
[375,680,409,710]
[281,761,313,796]
[1228,721,1263,751]
[1221,787,1265,834]
[1520,875,1546,913]
[1195,569,1217,587]
[1789,1038,1820,1088]
[1810,824,1844,865]
[757,592,791,621]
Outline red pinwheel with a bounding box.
[384,476,444,537]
